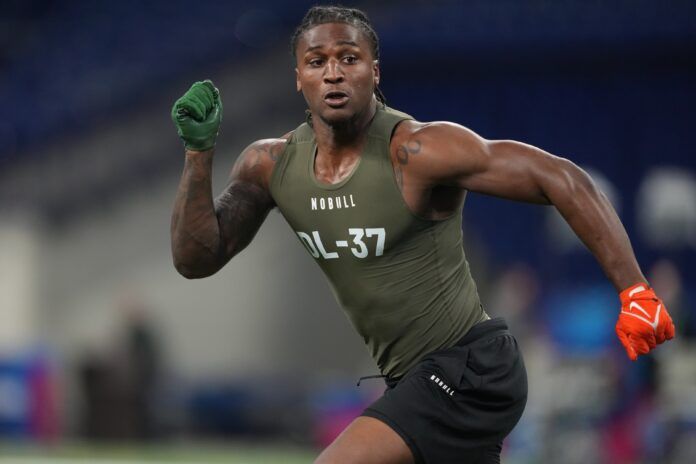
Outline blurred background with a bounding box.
[0,0,694,462]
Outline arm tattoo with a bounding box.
[394,139,422,191]
[395,165,404,190]
[214,181,273,258]
[232,146,263,176]
[171,139,279,278]
[171,153,222,276]
[232,142,284,177]
[269,143,283,162]
[396,140,422,165]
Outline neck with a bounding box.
[312,99,378,155]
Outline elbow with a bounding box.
[553,158,600,199]
[542,158,612,214]
[171,233,227,279]
[172,256,218,279]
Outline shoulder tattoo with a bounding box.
[233,140,286,177]
[394,139,422,190]
[396,139,422,165]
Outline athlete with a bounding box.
[170,6,675,464]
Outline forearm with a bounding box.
[545,161,645,291]
[171,150,224,278]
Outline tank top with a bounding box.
[269,104,486,378]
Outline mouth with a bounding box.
[323,90,349,108]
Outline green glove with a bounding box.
[171,80,223,151]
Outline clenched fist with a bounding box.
[171,80,223,152]
[615,283,675,361]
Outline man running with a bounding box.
[170,6,675,464]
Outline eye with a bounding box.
[309,58,324,67]
[342,55,357,64]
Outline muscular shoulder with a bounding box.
[390,120,488,185]
[391,120,485,156]
[231,132,293,188]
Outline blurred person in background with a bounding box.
[78,295,161,441]
[486,262,541,342]
[168,5,676,464]
[121,297,161,440]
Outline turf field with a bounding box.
[0,443,316,464]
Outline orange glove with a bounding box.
[615,283,675,361]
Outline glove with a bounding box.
[615,283,675,361]
[171,80,223,151]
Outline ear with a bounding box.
[295,68,302,92]
[373,60,380,86]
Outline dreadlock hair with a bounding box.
[290,5,387,105]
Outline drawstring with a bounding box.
[356,374,387,386]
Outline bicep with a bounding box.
[415,123,565,204]
[457,139,572,204]
[214,139,280,260]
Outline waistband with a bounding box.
[369,317,510,389]
[453,317,509,347]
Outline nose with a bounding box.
[323,59,344,83]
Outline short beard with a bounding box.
[318,110,360,131]
[316,101,376,142]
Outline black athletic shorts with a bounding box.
[362,317,527,464]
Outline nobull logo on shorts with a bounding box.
[430,374,455,396]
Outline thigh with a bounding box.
[314,416,415,464]
[362,328,527,463]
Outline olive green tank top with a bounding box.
[269,105,486,378]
